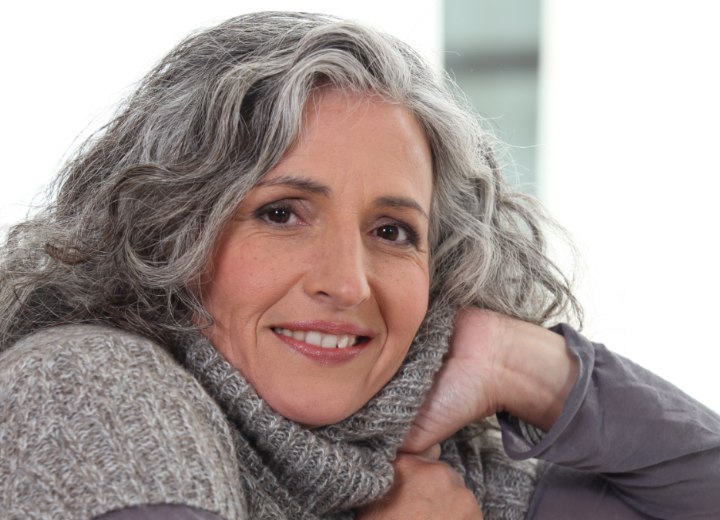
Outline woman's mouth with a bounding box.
[272,327,369,349]
[270,324,373,364]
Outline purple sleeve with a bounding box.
[499,324,720,520]
[93,504,227,520]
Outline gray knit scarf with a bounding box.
[176,304,537,519]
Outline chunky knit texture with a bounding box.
[0,325,247,520]
[1,305,537,519]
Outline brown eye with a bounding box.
[373,221,420,247]
[254,202,300,226]
[267,207,292,224]
[376,225,400,241]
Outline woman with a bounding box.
[0,11,718,520]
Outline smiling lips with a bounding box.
[271,323,373,364]
[272,327,365,348]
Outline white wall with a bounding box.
[0,0,442,229]
[540,1,720,411]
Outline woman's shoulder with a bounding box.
[4,323,180,372]
[0,324,247,520]
[0,324,215,417]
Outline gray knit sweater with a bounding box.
[0,308,537,519]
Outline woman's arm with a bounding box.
[403,309,720,519]
[507,324,720,519]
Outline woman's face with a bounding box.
[203,90,433,426]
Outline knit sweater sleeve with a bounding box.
[0,325,247,520]
[499,325,720,519]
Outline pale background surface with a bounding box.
[540,1,720,413]
[1,1,717,412]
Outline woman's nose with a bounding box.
[303,230,371,309]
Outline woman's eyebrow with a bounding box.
[374,196,429,220]
[256,175,330,196]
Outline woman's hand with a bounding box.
[356,447,483,520]
[403,308,578,453]
[402,308,506,453]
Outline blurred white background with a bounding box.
[1,1,717,411]
[540,1,720,413]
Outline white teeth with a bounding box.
[274,328,359,349]
[305,331,322,346]
[319,334,336,348]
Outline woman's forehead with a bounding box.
[259,89,433,211]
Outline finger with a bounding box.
[401,371,470,453]
[416,443,441,460]
[395,453,466,489]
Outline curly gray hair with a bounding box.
[0,11,580,350]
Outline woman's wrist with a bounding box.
[494,320,578,432]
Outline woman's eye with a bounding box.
[374,223,418,246]
[254,203,300,226]
[376,225,403,241]
[266,207,292,224]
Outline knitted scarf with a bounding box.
[176,304,538,519]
